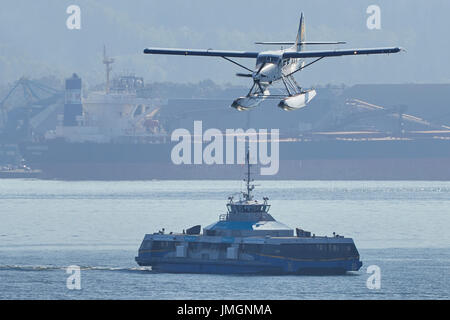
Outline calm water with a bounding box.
[0,179,449,299]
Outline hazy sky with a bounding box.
[1,0,449,87]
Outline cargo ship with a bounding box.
[15,55,450,181]
[20,134,450,180]
[135,152,363,275]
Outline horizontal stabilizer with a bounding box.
[255,41,296,45]
[302,41,346,45]
[283,47,403,59]
[255,41,346,45]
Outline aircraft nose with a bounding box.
[253,64,276,81]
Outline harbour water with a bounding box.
[0,179,449,299]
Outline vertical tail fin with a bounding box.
[294,13,305,52]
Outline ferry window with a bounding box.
[317,244,326,251]
[153,241,173,249]
[201,243,210,249]
[153,241,161,249]
[189,243,199,251]
[140,241,150,249]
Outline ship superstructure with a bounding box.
[45,48,167,145]
[135,152,363,274]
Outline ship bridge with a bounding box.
[225,198,274,222]
[203,151,294,237]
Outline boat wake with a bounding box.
[0,265,152,273]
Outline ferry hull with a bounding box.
[136,257,362,275]
[135,234,363,275]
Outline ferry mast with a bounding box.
[103,45,115,93]
[244,150,254,201]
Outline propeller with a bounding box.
[235,62,267,96]
[236,63,267,79]
[255,62,266,77]
[236,73,253,78]
[253,62,267,94]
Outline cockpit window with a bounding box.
[256,55,280,65]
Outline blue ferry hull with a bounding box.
[136,251,362,275]
[137,259,362,275]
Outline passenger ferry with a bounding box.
[135,153,362,274]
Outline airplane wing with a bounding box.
[255,41,346,45]
[143,48,259,58]
[283,47,402,58]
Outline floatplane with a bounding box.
[144,13,402,111]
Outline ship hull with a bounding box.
[25,158,450,180]
[135,234,363,275]
[136,257,362,275]
[20,138,450,180]
[0,170,42,179]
